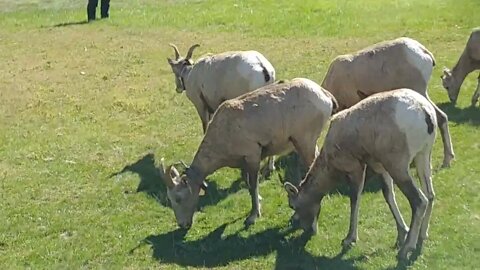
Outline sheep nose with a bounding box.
[179,222,192,230]
[289,216,300,229]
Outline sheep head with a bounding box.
[167,43,200,93]
[158,158,207,229]
[440,67,460,104]
[284,181,321,235]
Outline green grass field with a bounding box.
[1,0,479,269]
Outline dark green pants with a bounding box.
[87,0,110,21]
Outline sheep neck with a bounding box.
[451,50,475,89]
[299,159,335,197]
[189,141,223,185]
[180,65,193,90]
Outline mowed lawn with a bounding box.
[1,0,479,269]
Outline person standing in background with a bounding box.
[87,0,110,21]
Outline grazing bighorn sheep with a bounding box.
[160,78,336,229]
[441,28,480,106]
[284,89,437,260]
[321,37,454,167]
[167,44,277,172]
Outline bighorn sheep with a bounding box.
[284,89,437,260]
[441,28,480,106]
[167,44,276,132]
[321,37,454,167]
[160,78,336,229]
[167,44,277,173]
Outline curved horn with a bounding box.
[158,158,176,188]
[169,43,181,60]
[284,182,299,196]
[186,44,200,60]
[172,160,190,171]
[168,165,180,179]
[179,160,189,169]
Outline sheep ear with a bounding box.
[284,182,299,197]
[443,67,451,76]
[167,58,174,65]
[199,181,208,196]
[159,161,176,188]
[169,165,180,180]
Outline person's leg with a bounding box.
[101,0,110,18]
[87,0,98,21]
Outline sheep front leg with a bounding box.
[471,73,480,107]
[191,95,210,133]
[244,155,262,227]
[342,166,366,248]
[267,156,276,172]
[200,110,210,133]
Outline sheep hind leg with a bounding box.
[243,155,262,227]
[381,171,409,248]
[430,101,455,167]
[414,150,435,248]
[389,169,428,261]
[471,73,480,107]
[342,165,366,248]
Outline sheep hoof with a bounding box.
[341,237,357,248]
[441,162,450,168]
[397,244,415,261]
[442,154,455,168]
[244,212,260,227]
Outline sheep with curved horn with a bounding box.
[166,43,278,174]
[284,88,437,260]
[161,78,336,229]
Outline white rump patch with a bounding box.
[296,78,333,117]
[236,51,275,89]
[393,91,435,158]
[402,38,434,82]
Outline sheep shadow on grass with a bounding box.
[437,102,480,126]
[109,153,244,208]
[43,20,90,28]
[133,222,367,269]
